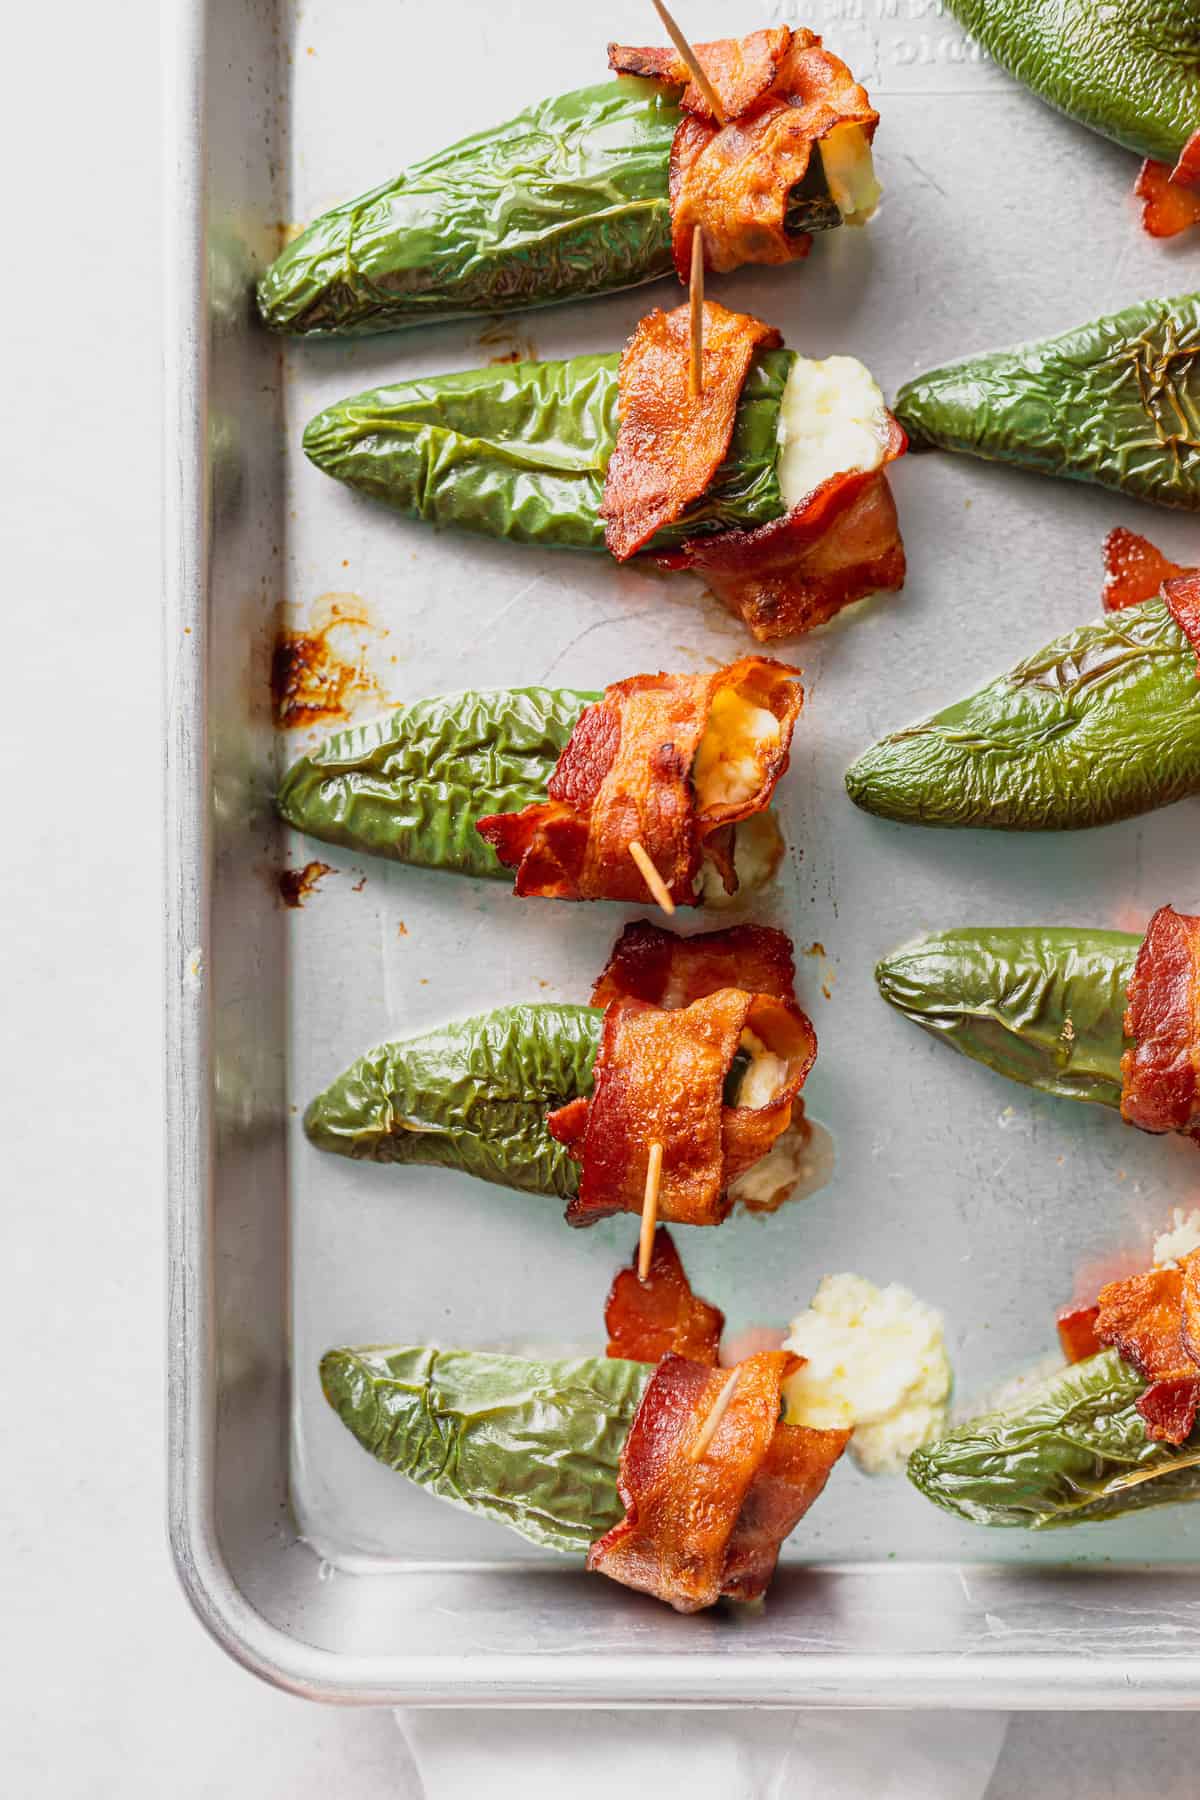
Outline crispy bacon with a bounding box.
[591,920,797,1010]
[609,27,788,123]
[1102,527,1190,613]
[550,986,816,1228]
[601,302,781,562]
[476,657,802,903]
[605,1227,724,1365]
[613,28,877,278]
[1096,1256,1200,1444]
[658,441,906,642]
[1165,573,1200,678]
[588,1348,845,1611]
[1056,1301,1102,1364]
[720,1418,849,1600]
[1137,132,1200,239]
[1120,905,1200,1145]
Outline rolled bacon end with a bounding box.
[1120,905,1200,1144]
[588,1348,847,1612]
[604,1226,724,1366]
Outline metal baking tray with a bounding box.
[165,0,1200,1704]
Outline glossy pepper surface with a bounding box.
[894,294,1200,512]
[875,926,1140,1110]
[305,1004,603,1198]
[258,79,838,336]
[845,596,1200,830]
[321,1344,650,1553]
[909,1349,1200,1527]
[944,0,1200,165]
[303,347,792,549]
[277,687,596,878]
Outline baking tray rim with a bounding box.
[161,0,1200,1707]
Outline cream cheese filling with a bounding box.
[782,1273,952,1475]
[819,122,881,228]
[776,353,890,509]
[691,686,782,812]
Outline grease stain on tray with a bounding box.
[271,593,388,728]
[478,320,538,365]
[280,861,334,908]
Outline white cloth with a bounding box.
[396,1708,1009,1800]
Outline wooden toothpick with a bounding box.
[688,226,705,399]
[688,1369,740,1463]
[651,0,726,126]
[628,840,676,915]
[638,1142,663,1281]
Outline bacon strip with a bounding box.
[591,920,797,1009]
[476,657,802,903]
[1137,131,1200,239]
[601,302,781,562]
[1056,1301,1102,1364]
[551,986,816,1227]
[1165,573,1200,678]
[605,1227,724,1365]
[1101,527,1190,613]
[588,1349,846,1611]
[1096,1256,1200,1444]
[1121,905,1200,1145]
[612,28,878,278]
[658,440,906,642]
[609,27,789,123]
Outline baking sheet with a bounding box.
[167,0,1200,1703]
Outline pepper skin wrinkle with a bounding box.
[895,294,1200,513]
[941,0,1200,166]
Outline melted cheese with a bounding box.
[692,687,782,811]
[729,1120,809,1210]
[776,354,890,508]
[694,810,784,907]
[782,1273,951,1475]
[735,1029,787,1109]
[1154,1208,1200,1267]
[819,122,881,227]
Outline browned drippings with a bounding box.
[478,321,538,366]
[271,594,384,728]
[279,861,334,908]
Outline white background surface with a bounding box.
[2,0,1198,1791]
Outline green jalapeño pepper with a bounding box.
[875,925,1140,1110]
[277,686,597,880]
[845,595,1200,831]
[302,346,792,550]
[305,1003,602,1199]
[909,1348,1200,1528]
[944,0,1200,166]
[894,293,1200,512]
[257,79,842,337]
[321,1344,650,1554]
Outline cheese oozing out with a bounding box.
[735,1028,787,1110]
[691,686,783,812]
[818,122,881,228]
[729,1120,810,1211]
[693,809,785,907]
[782,1273,952,1475]
[776,353,890,510]
[1154,1208,1200,1268]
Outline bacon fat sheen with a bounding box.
[1121,905,1200,1145]
[588,1348,847,1611]
[476,657,802,904]
[609,28,878,278]
[1165,573,1200,677]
